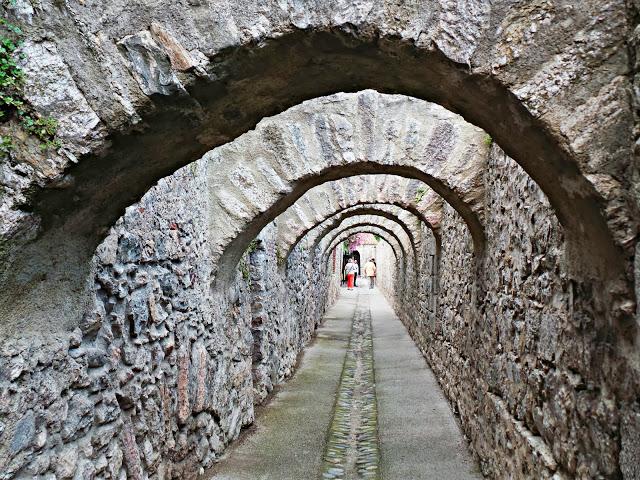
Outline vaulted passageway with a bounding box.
[0,6,639,474]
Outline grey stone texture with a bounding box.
[0,1,636,342]
[2,76,638,475]
[0,3,637,474]
[319,214,415,260]
[378,144,640,479]
[274,175,445,254]
[210,291,355,480]
[0,161,335,478]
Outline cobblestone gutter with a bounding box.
[320,292,380,480]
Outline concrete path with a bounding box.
[207,292,356,480]
[369,290,482,479]
[207,287,481,479]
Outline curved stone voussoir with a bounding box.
[324,226,403,267]
[297,205,423,261]
[207,91,488,284]
[1,0,634,333]
[322,227,404,269]
[275,175,444,254]
[318,216,413,263]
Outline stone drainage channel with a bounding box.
[320,291,380,480]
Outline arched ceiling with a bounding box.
[289,204,425,260]
[275,174,444,254]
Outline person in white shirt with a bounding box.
[344,258,359,290]
[363,258,377,289]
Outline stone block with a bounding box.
[10,410,35,454]
[621,405,640,480]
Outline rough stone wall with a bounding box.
[0,0,631,240]
[249,231,335,403]
[387,144,640,479]
[0,161,335,478]
[377,223,438,334]
[375,241,397,304]
[0,1,635,346]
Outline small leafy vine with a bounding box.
[239,257,250,283]
[239,239,260,285]
[414,186,428,203]
[246,239,259,255]
[0,15,60,152]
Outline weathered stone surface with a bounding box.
[1,0,635,342]
[0,5,636,474]
[318,214,415,260]
[118,30,187,96]
[621,406,640,479]
[380,144,640,479]
[275,175,445,254]
[19,40,106,155]
[54,445,78,479]
[9,410,35,455]
[0,157,336,478]
[299,204,426,259]
[203,92,489,282]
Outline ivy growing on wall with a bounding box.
[0,16,59,153]
[415,186,428,203]
[239,257,251,283]
[238,239,261,285]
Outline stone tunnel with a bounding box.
[0,1,639,479]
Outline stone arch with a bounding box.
[289,204,424,260]
[318,216,414,264]
[2,92,494,335]
[274,174,444,252]
[2,10,634,332]
[205,93,488,284]
[324,227,402,268]
[16,11,629,283]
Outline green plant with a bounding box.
[0,134,12,153]
[238,257,250,283]
[0,16,59,150]
[483,134,493,147]
[247,239,259,255]
[21,115,60,150]
[415,186,428,203]
[238,240,261,285]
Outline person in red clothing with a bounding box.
[344,258,359,290]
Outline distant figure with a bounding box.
[364,258,377,289]
[344,258,359,290]
[343,257,350,285]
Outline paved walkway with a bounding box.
[208,287,481,479]
[370,291,481,479]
